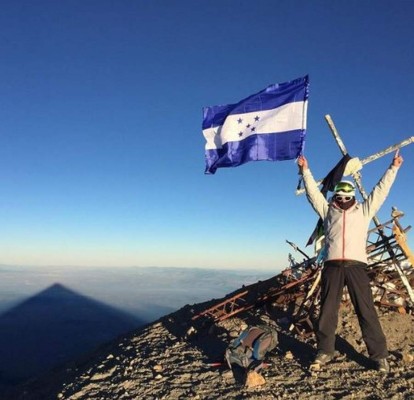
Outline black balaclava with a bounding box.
[334,196,356,210]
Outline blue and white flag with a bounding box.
[202,75,309,174]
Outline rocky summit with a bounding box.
[10,292,414,400]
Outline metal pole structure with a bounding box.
[286,239,311,260]
[361,136,414,165]
[295,135,414,195]
[324,115,414,303]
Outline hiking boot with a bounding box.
[314,351,334,365]
[375,358,390,373]
[248,360,264,372]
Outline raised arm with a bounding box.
[298,155,329,218]
[363,151,403,218]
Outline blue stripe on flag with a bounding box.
[204,130,305,174]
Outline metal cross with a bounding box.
[310,115,414,302]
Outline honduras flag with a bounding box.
[202,75,309,174]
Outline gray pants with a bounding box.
[316,261,388,360]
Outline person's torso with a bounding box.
[323,203,370,263]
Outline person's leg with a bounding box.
[345,265,388,360]
[316,264,345,355]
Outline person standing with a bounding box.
[297,151,403,373]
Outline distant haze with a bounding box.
[0,265,274,321]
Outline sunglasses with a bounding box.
[335,195,353,202]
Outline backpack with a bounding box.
[225,325,278,369]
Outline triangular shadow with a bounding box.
[0,283,146,390]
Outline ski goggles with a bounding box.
[335,195,353,202]
[334,181,355,193]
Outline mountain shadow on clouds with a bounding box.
[0,283,145,389]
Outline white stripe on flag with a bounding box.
[203,100,307,150]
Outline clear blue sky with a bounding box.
[1,0,413,270]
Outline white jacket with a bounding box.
[302,165,398,264]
